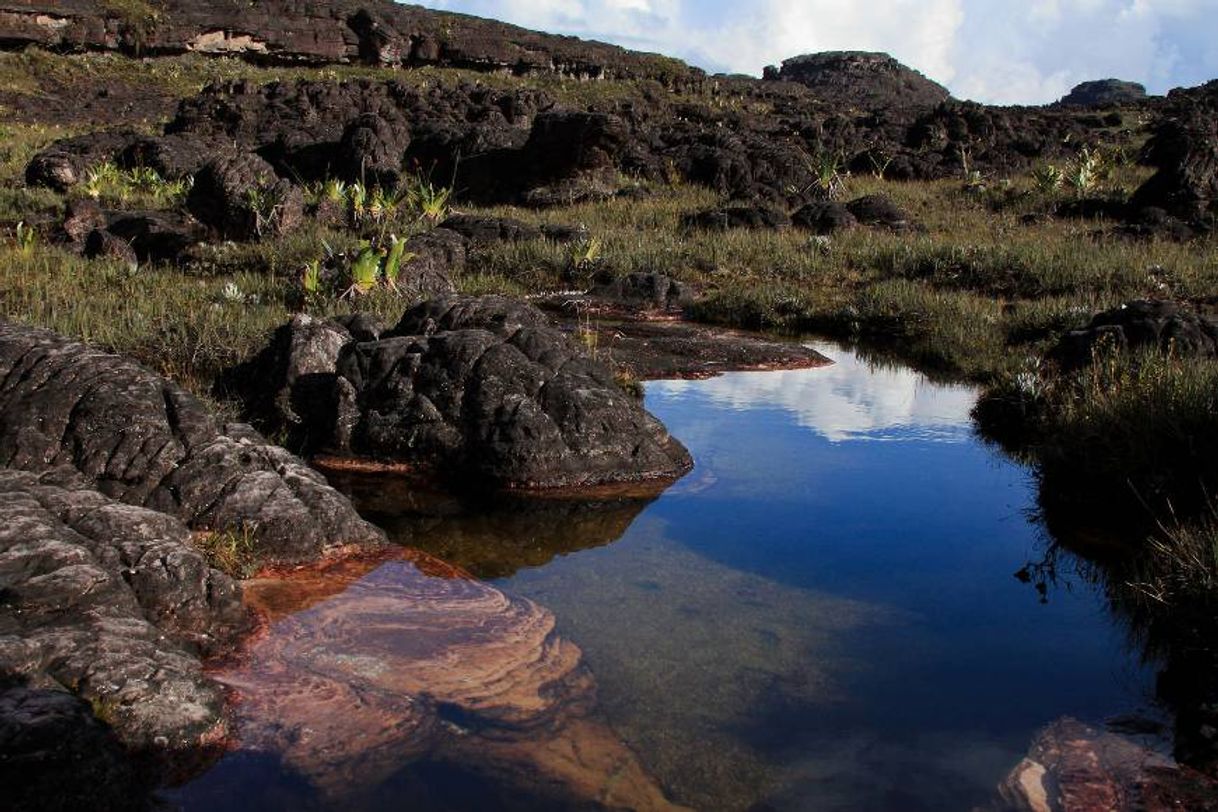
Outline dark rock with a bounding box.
[792,200,858,234]
[60,198,106,245]
[337,112,411,188]
[0,468,248,754]
[540,223,589,243]
[1050,300,1218,371]
[1114,206,1199,241]
[106,211,204,264]
[771,51,950,110]
[186,152,303,241]
[1130,81,1218,222]
[846,194,912,229]
[0,322,384,563]
[333,313,386,343]
[1054,197,1128,220]
[683,204,791,231]
[0,686,153,812]
[1059,79,1149,108]
[117,133,221,180]
[587,271,694,312]
[82,228,138,269]
[398,228,463,298]
[245,297,692,490]
[439,215,543,244]
[25,130,136,191]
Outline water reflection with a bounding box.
[658,341,976,443]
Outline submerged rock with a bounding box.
[239,297,692,491]
[214,552,687,809]
[993,717,1218,812]
[0,322,383,563]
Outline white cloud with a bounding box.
[410,0,1218,104]
[649,342,978,444]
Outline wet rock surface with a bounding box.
[0,468,245,754]
[0,321,384,562]
[992,717,1218,812]
[1050,299,1218,371]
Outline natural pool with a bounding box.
[171,342,1161,811]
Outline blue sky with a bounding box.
[411,0,1218,104]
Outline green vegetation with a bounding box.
[192,523,260,579]
[82,162,191,208]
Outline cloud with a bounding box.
[410,0,1218,104]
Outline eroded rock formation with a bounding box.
[0,321,384,562]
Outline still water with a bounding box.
[171,342,1158,811]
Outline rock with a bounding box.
[0,468,247,754]
[1130,81,1218,222]
[1059,79,1149,108]
[1054,197,1128,221]
[60,198,106,245]
[24,130,136,191]
[82,228,138,270]
[244,296,691,490]
[186,152,303,241]
[846,194,912,229]
[0,322,384,563]
[337,112,411,188]
[587,271,694,313]
[105,211,205,264]
[211,551,686,809]
[792,200,858,234]
[770,51,950,110]
[0,685,153,812]
[993,718,1218,812]
[439,215,543,244]
[683,204,792,231]
[397,228,464,298]
[1050,300,1218,371]
[117,133,221,180]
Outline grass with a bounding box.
[192,523,260,578]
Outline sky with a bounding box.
[410,0,1218,105]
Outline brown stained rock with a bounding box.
[0,322,384,563]
[994,718,1218,812]
[216,551,687,809]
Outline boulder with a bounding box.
[244,297,692,490]
[1130,82,1218,222]
[439,215,543,244]
[117,133,220,181]
[397,228,464,298]
[0,468,247,754]
[186,152,303,241]
[60,198,106,245]
[792,200,858,234]
[846,194,912,229]
[25,130,137,191]
[1050,299,1218,371]
[0,322,384,563]
[83,228,138,270]
[683,204,792,231]
[106,211,205,264]
[587,271,694,313]
[337,112,411,188]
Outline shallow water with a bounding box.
[170,342,1160,811]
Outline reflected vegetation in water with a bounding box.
[174,341,1171,811]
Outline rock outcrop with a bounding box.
[1059,79,1149,108]
[186,151,303,241]
[0,0,699,84]
[235,297,693,491]
[765,51,951,110]
[1130,80,1218,222]
[0,321,384,562]
[0,468,246,755]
